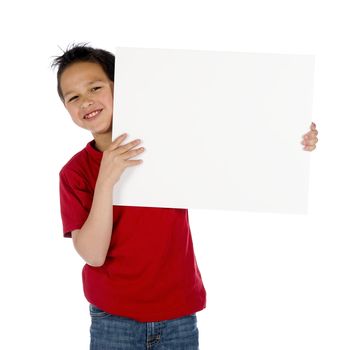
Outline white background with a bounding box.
[0,0,349,349]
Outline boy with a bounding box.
[52,43,318,350]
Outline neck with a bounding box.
[93,131,112,152]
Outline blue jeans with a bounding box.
[89,304,199,350]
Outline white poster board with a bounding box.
[112,47,314,214]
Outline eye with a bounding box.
[91,86,102,92]
[68,96,78,103]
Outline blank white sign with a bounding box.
[112,47,314,214]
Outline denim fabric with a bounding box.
[89,304,199,350]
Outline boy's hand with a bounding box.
[97,133,144,188]
[301,122,318,151]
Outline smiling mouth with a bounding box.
[84,109,103,119]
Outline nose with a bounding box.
[80,96,94,109]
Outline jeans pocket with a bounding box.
[89,304,112,319]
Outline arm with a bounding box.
[72,133,144,267]
[71,180,113,267]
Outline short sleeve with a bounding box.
[59,167,93,238]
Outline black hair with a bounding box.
[51,43,115,101]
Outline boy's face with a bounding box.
[60,61,114,136]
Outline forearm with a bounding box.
[74,179,114,266]
[71,134,144,266]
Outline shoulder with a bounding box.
[59,143,91,181]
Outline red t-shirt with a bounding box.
[59,140,206,322]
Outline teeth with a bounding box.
[85,110,101,119]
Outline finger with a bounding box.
[122,147,145,160]
[109,133,128,150]
[304,129,318,137]
[118,139,142,155]
[307,136,318,145]
[125,159,144,166]
[302,136,318,146]
[303,142,317,150]
[307,128,318,136]
[311,122,316,130]
[305,131,317,137]
[303,133,317,141]
[303,145,316,152]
